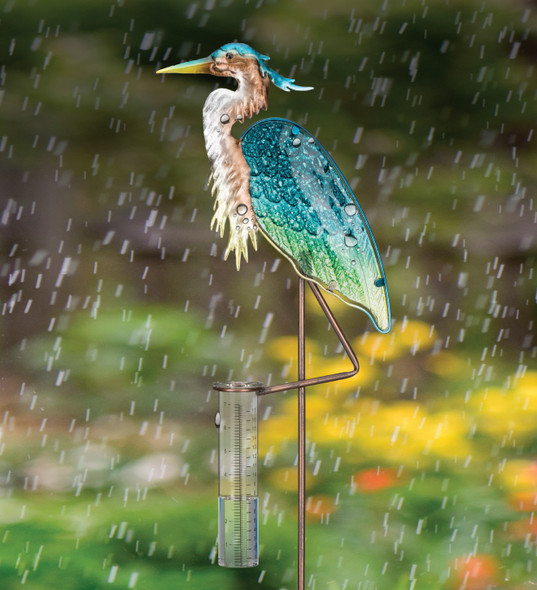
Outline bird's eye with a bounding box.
[226,52,234,60]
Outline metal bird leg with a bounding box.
[259,279,360,397]
[259,277,360,590]
[298,278,306,590]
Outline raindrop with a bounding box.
[140,32,156,51]
[242,218,249,224]
[344,203,357,216]
[509,42,521,60]
[374,278,385,287]
[291,125,300,135]
[328,280,337,291]
[185,4,197,19]
[107,566,119,583]
[220,113,230,124]
[214,412,221,427]
[237,204,248,215]
[292,137,302,147]
[344,234,358,248]
[352,127,363,144]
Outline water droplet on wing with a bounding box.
[237,204,248,215]
[292,137,302,147]
[344,234,358,247]
[220,114,230,124]
[214,412,221,427]
[344,203,358,216]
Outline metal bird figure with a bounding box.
[157,43,391,333]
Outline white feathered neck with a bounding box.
[202,64,269,269]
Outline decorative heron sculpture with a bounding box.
[157,42,391,587]
[157,43,390,333]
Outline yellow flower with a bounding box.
[418,411,473,460]
[425,351,467,377]
[396,319,436,352]
[354,331,404,362]
[513,370,537,392]
[258,414,296,456]
[498,460,537,491]
[329,400,473,465]
[305,395,335,419]
[279,393,335,420]
[310,412,361,443]
[265,335,321,364]
[265,466,313,492]
[354,320,436,362]
[470,385,537,439]
[513,370,537,413]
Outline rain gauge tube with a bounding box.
[214,381,262,568]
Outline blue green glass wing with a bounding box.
[241,118,391,333]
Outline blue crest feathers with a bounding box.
[214,43,313,92]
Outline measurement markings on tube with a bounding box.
[234,404,243,563]
[217,386,259,568]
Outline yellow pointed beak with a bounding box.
[156,56,213,75]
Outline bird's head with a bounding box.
[157,42,313,92]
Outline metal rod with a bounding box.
[298,277,306,590]
[258,278,361,590]
[259,281,359,396]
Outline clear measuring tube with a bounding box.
[214,381,262,568]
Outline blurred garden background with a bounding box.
[0,0,536,588]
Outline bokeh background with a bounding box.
[0,0,536,588]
